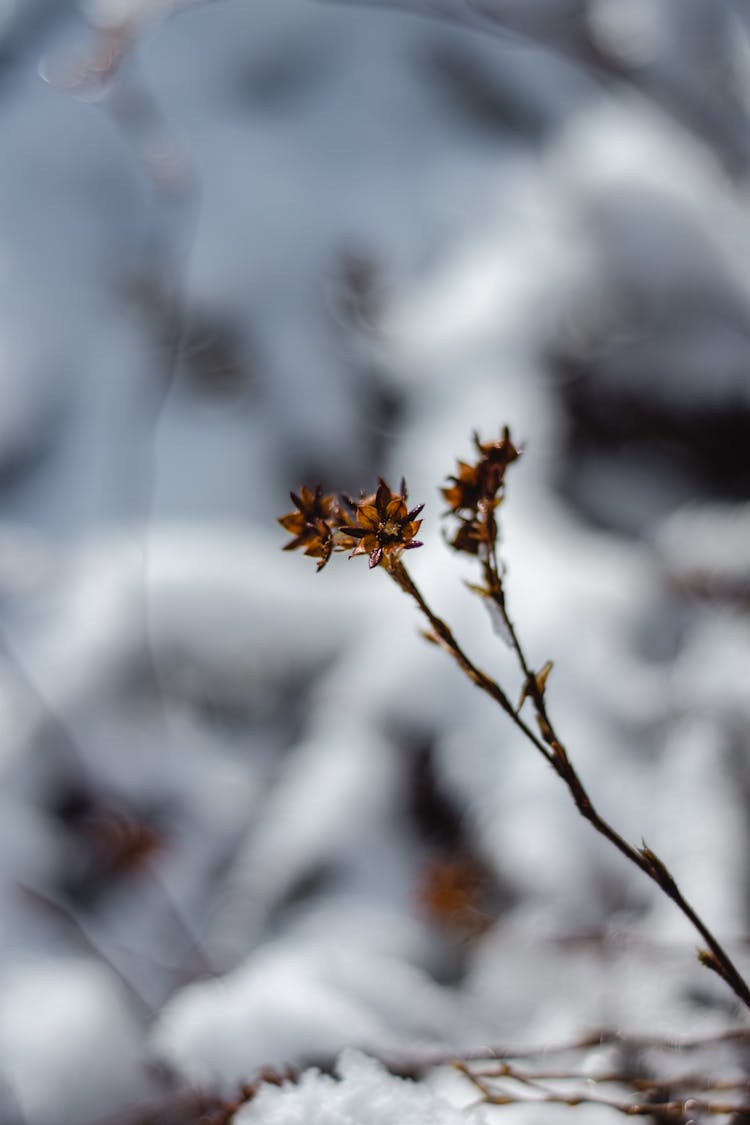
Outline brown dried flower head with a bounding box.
[278,484,353,571]
[345,478,424,569]
[442,426,520,554]
[278,479,424,572]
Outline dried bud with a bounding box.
[517,660,554,712]
[697,948,733,987]
[639,845,678,893]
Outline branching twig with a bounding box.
[390,553,750,1011]
[451,1030,750,1122]
[377,1024,750,1082]
[278,426,750,1013]
[457,1057,750,1120]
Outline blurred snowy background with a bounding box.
[3,0,750,1121]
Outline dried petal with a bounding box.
[357,505,380,530]
[535,660,553,694]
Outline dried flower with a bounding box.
[278,485,352,571]
[418,856,494,937]
[441,459,486,518]
[443,426,520,514]
[442,426,521,554]
[345,478,424,569]
[474,425,521,490]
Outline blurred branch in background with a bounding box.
[318,0,750,176]
[454,1024,750,1122]
[39,0,199,402]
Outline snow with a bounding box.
[153,937,484,1085]
[236,1049,487,1125]
[0,956,144,1125]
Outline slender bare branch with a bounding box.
[279,426,750,1012]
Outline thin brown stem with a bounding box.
[387,559,554,764]
[386,553,750,1012]
[467,1066,750,1093]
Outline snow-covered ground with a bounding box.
[2,1,750,1121]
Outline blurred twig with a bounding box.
[315,0,750,175]
[457,1057,750,1120]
